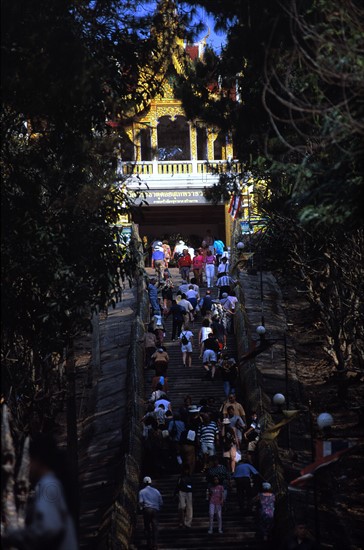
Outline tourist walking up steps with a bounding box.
[139,476,163,550]
[152,242,165,283]
[175,465,194,528]
[204,250,216,288]
[233,460,260,511]
[178,249,192,282]
[207,475,224,535]
[255,482,275,542]
[179,325,194,367]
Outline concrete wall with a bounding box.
[97,227,149,549]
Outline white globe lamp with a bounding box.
[256,325,266,336]
[273,393,286,406]
[317,412,334,430]
[237,241,245,250]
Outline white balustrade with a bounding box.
[118,159,242,178]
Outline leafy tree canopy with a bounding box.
[178,0,364,229]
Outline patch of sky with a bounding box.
[133,1,227,53]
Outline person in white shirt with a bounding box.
[178,295,194,325]
[173,240,186,257]
[198,318,212,358]
[218,257,229,274]
[179,326,194,367]
[154,397,172,412]
[139,477,163,550]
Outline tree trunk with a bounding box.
[65,340,79,530]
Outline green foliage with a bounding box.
[180,0,364,229]
[0,0,173,418]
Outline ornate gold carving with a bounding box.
[155,104,185,119]
[207,130,218,160]
[190,124,197,160]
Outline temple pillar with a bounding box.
[150,120,158,159]
[207,130,218,161]
[225,203,232,246]
[226,131,233,159]
[135,125,142,162]
[190,124,197,160]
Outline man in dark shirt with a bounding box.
[167,300,185,341]
[174,465,194,528]
[202,333,220,380]
[281,524,319,550]
[200,290,213,316]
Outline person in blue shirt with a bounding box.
[139,476,163,550]
[233,460,261,511]
[152,242,165,283]
[213,239,225,264]
[148,278,161,315]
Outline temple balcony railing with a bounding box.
[118,159,243,179]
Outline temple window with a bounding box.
[197,126,208,160]
[140,127,152,161]
[213,131,227,160]
[157,115,191,160]
[122,135,135,161]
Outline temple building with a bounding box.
[116,10,241,246]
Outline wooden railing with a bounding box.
[119,159,243,177]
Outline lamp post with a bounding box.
[308,401,334,544]
[256,325,266,337]
[272,392,286,410]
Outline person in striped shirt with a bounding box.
[215,274,236,299]
[197,414,219,470]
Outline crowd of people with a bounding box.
[141,233,319,550]
[141,234,278,549]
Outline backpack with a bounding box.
[181,332,189,345]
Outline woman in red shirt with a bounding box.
[178,249,192,282]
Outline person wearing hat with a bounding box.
[139,476,163,550]
[221,418,237,473]
[254,481,275,542]
[221,393,246,423]
[151,242,165,283]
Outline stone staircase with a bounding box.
[133,269,263,549]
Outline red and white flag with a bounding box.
[290,442,356,488]
[228,194,242,219]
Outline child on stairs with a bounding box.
[207,475,224,535]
